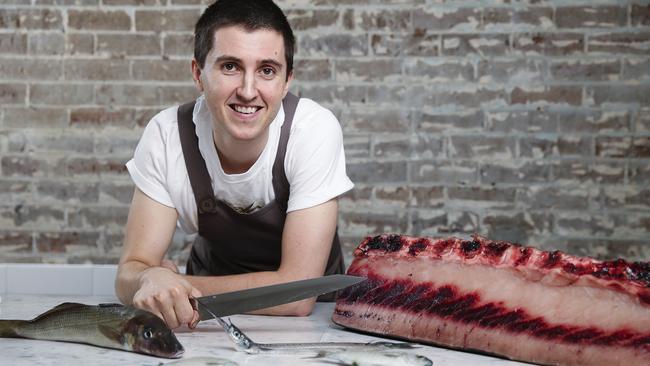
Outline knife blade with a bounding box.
[194,274,364,320]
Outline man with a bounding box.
[115,0,353,329]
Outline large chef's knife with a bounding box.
[193,274,364,320]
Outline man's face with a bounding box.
[192,25,292,146]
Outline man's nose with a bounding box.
[236,72,257,101]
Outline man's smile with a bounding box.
[230,104,262,115]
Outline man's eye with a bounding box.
[261,68,275,76]
[223,63,237,71]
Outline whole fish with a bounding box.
[214,316,415,354]
[0,302,184,358]
[311,350,433,366]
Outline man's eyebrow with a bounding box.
[260,59,284,70]
[215,55,243,64]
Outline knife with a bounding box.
[193,274,364,320]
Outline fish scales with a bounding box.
[332,234,650,366]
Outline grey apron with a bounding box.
[177,92,344,301]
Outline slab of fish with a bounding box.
[0,302,184,358]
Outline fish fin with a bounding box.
[0,320,22,338]
[98,324,124,344]
[30,302,86,321]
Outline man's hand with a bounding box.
[132,266,202,329]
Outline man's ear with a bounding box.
[191,59,204,92]
[283,70,294,98]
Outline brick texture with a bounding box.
[0,1,648,265]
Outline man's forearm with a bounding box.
[115,260,151,305]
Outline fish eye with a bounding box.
[143,328,153,339]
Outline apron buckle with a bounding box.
[199,197,217,214]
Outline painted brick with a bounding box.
[293,59,331,81]
[549,59,620,82]
[413,8,481,31]
[287,9,339,31]
[522,186,590,210]
[556,136,593,156]
[335,59,402,83]
[94,133,140,155]
[104,0,163,4]
[97,34,161,57]
[345,9,411,31]
[511,86,582,106]
[555,213,621,237]
[135,10,199,32]
[28,33,64,55]
[448,186,517,202]
[342,133,370,159]
[623,58,650,80]
[553,160,625,184]
[3,204,65,228]
[339,211,408,236]
[483,7,554,29]
[442,34,509,56]
[3,107,68,128]
[0,231,33,253]
[299,34,368,57]
[35,0,98,4]
[65,34,94,55]
[160,85,199,105]
[513,33,584,55]
[69,206,129,229]
[70,107,136,128]
[0,33,27,54]
[68,10,130,31]
[626,187,650,207]
[36,180,99,204]
[485,110,556,133]
[410,186,444,208]
[0,83,27,105]
[519,136,557,158]
[482,211,551,244]
[96,84,160,106]
[132,59,189,81]
[557,110,630,133]
[415,110,483,133]
[629,162,650,185]
[0,9,63,30]
[411,209,448,236]
[375,186,409,207]
[0,180,31,203]
[410,135,444,159]
[15,131,94,154]
[596,136,634,158]
[339,186,372,209]
[556,6,627,28]
[450,135,516,159]
[0,58,63,80]
[426,87,509,108]
[371,33,438,57]
[589,32,650,55]
[373,135,412,158]
[589,85,650,106]
[405,59,474,82]
[411,160,478,184]
[100,182,135,205]
[480,160,550,184]
[31,83,93,105]
[477,59,544,84]
[347,161,407,183]
[35,231,100,253]
[2,155,51,177]
[566,238,650,261]
[635,108,650,131]
[296,84,368,106]
[632,4,650,26]
[65,157,129,176]
[163,33,193,56]
[64,59,130,81]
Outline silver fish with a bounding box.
[310,350,433,366]
[0,302,184,358]
[214,317,416,354]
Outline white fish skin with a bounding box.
[311,350,433,366]
[160,356,239,366]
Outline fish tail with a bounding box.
[0,320,22,338]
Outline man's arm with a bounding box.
[185,198,339,316]
[115,187,202,328]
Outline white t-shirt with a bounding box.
[126,94,354,235]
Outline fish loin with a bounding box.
[0,302,184,358]
[332,234,650,366]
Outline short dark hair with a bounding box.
[194,0,295,79]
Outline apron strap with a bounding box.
[271,92,300,210]
[177,101,218,214]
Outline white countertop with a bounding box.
[0,294,529,366]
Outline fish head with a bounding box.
[124,310,185,359]
[216,318,253,352]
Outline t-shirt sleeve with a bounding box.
[125,113,176,208]
[285,103,354,212]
